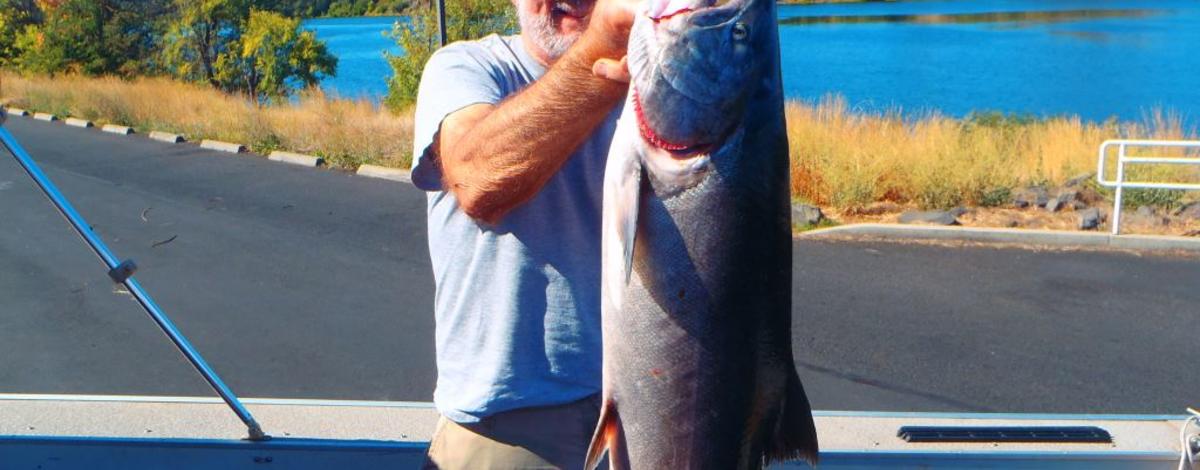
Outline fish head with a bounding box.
[627,0,778,187]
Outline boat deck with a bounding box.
[0,394,1187,469]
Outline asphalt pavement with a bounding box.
[1,117,1196,414]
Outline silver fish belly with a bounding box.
[585,0,819,466]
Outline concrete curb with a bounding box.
[33,113,57,122]
[64,118,93,128]
[101,124,134,135]
[268,150,323,168]
[5,107,29,117]
[356,164,411,183]
[800,223,1200,251]
[148,131,184,143]
[199,139,245,154]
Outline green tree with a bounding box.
[227,10,337,102]
[0,0,41,66]
[162,0,252,87]
[12,0,172,76]
[383,0,515,112]
[163,0,336,102]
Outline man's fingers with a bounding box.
[592,57,631,84]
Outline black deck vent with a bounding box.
[897,426,1112,443]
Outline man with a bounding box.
[409,0,636,466]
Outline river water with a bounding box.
[304,0,1199,123]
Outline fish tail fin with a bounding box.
[585,398,628,470]
[764,371,819,468]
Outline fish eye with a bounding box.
[731,22,749,40]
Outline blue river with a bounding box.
[304,0,1199,123]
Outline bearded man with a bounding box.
[409,0,636,466]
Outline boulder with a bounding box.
[792,204,825,226]
[1175,201,1200,220]
[1129,206,1168,227]
[856,201,901,215]
[1012,186,1050,208]
[1078,208,1102,230]
[1064,172,1095,188]
[949,206,970,217]
[898,210,959,226]
[1045,190,1078,212]
[1045,198,1064,212]
[1075,186,1105,205]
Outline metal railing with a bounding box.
[0,107,267,441]
[1096,139,1200,235]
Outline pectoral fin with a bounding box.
[584,399,627,470]
[616,160,642,284]
[602,108,644,313]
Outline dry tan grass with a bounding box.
[3,73,1195,213]
[0,72,413,169]
[786,96,1197,210]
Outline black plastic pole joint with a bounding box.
[107,259,138,283]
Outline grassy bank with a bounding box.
[0,72,413,169]
[3,72,1195,211]
[787,96,1195,210]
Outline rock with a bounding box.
[1076,186,1105,205]
[1005,219,1020,228]
[898,210,959,226]
[1045,198,1064,212]
[1078,208,1102,230]
[1045,190,1078,212]
[1072,200,1090,210]
[949,206,970,217]
[856,201,901,216]
[792,204,825,226]
[1012,186,1050,208]
[1064,172,1095,188]
[1129,206,1168,227]
[1057,189,1078,205]
[1175,201,1200,220]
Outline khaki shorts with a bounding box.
[422,395,601,470]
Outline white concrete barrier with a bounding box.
[33,113,57,122]
[268,151,323,167]
[64,118,93,128]
[5,107,29,117]
[101,124,134,135]
[356,164,412,183]
[200,139,246,154]
[148,131,184,143]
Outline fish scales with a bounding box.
[585,0,819,466]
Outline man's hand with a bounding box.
[585,0,639,83]
[431,0,643,223]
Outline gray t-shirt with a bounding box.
[411,34,619,423]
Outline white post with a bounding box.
[1111,143,1127,235]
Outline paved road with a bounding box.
[1,117,1197,414]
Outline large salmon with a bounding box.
[584,0,818,466]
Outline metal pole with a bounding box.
[437,0,448,47]
[0,120,267,441]
[1111,143,1126,236]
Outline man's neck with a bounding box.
[520,33,556,68]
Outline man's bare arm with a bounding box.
[437,9,633,224]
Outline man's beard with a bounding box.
[518,5,586,61]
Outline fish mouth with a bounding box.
[647,0,744,25]
[633,88,714,158]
